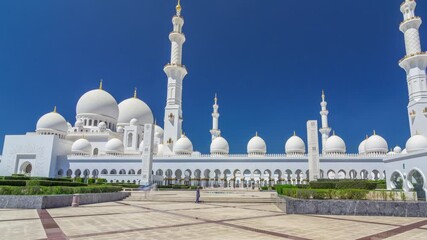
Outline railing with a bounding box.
[67,152,387,160]
[399,52,427,63]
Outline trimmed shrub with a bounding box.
[280,188,369,200]
[376,184,387,190]
[96,178,107,184]
[309,182,336,189]
[26,180,87,187]
[335,181,377,190]
[0,185,122,195]
[0,180,27,186]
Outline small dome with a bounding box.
[365,134,388,154]
[130,118,139,126]
[358,138,367,154]
[406,134,427,153]
[36,111,68,133]
[210,136,230,155]
[174,136,193,155]
[155,125,164,139]
[67,122,72,129]
[117,126,124,133]
[387,150,396,156]
[402,148,408,154]
[325,135,346,154]
[71,139,92,155]
[285,134,305,155]
[105,138,124,154]
[98,122,106,130]
[118,97,153,126]
[139,140,145,152]
[394,146,402,154]
[75,119,84,128]
[76,89,119,120]
[157,144,165,156]
[247,134,267,155]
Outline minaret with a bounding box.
[163,0,188,151]
[399,0,427,136]
[210,94,221,140]
[319,90,331,154]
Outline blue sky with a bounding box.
[0,0,425,154]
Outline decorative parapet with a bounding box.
[399,52,427,63]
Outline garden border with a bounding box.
[276,196,427,217]
[0,192,130,209]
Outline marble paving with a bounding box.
[1,201,427,240]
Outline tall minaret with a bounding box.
[399,0,427,136]
[319,90,331,154]
[210,94,221,140]
[163,0,188,151]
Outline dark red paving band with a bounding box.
[356,219,427,240]
[37,209,68,240]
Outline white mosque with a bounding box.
[0,1,427,198]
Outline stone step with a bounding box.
[124,190,277,203]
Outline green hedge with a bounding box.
[309,180,378,190]
[0,180,27,186]
[2,176,72,182]
[281,188,369,200]
[107,183,139,188]
[26,180,87,187]
[309,182,336,189]
[0,185,123,195]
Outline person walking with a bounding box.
[196,186,201,203]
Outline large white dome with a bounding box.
[118,97,153,126]
[247,134,267,155]
[285,135,305,155]
[36,111,68,133]
[325,135,346,154]
[76,89,119,120]
[365,134,388,154]
[210,136,230,155]
[174,136,193,155]
[105,138,124,154]
[406,134,427,153]
[71,139,92,155]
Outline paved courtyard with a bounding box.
[1,201,427,240]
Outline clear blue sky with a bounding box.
[0,0,424,154]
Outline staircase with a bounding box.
[124,189,277,203]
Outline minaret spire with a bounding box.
[319,90,332,154]
[134,88,137,98]
[176,0,182,16]
[163,0,188,153]
[399,0,427,136]
[210,93,221,140]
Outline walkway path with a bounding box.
[1,200,427,239]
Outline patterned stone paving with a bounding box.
[0,201,427,240]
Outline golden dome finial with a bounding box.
[321,89,325,102]
[134,87,137,98]
[333,130,336,136]
[255,131,258,137]
[293,131,296,136]
[373,130,376,135]
[53,106,57,113]
[99,79,103,90]
[214,93,218,104]
[176,0,182,16]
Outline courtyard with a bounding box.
[1,200,427,240]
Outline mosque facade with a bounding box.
[0,1,426,196]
